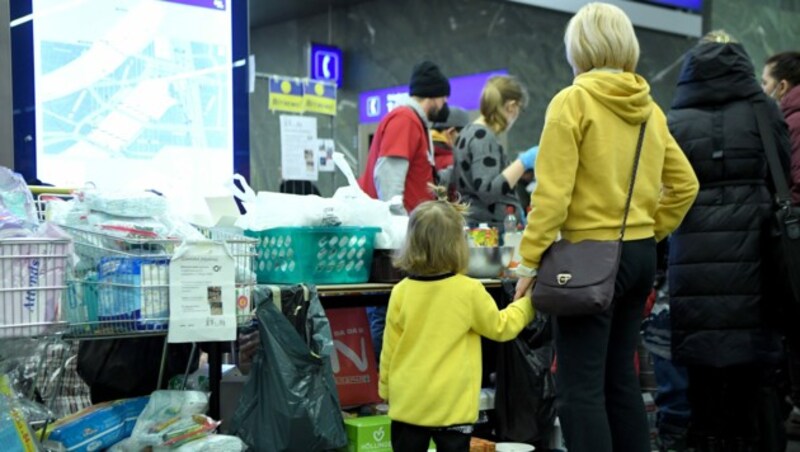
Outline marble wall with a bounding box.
[248,0,697,194]
[708,0,800,73]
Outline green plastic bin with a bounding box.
[246,226,381,284]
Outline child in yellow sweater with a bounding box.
[379,188,535,452]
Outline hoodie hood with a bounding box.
[671,42,762,109]
[573,71,653,124]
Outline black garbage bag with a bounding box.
[77,338,196,403]
[495,280,557,448]
[231,285,347,452]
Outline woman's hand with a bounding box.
[515,276,536,300]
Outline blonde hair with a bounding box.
[393,186,469,276]
[701,30,738,44]
[480,75,528,135]
[564,2,640,74]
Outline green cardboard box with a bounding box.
[341,415,392,452]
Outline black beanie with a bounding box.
[409,61,450,98]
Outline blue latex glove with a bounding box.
[519,145,539,171]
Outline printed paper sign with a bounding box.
[168,241,236,342]
[280,115,318,181]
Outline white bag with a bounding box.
[229,174,340,230]
[229,153,406,248]
[330,153,408,249]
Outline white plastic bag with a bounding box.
[0,166,38,225]
[229,174,342,231]
[330,153,406,249]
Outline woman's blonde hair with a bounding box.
[700,30,738,44]
[393,186,469,276]
[480,75,528,135]
[564,2,640,74]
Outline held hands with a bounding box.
[518,145,539,171]
[515,276,536,301]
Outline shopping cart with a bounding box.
[61,225,257,337]
[0,238,71,338]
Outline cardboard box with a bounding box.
[341,416,392,452]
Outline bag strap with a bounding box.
[752,99,792,206]
[620,121,648,239]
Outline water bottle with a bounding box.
[503,206,518,234]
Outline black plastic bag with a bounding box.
[231,285,346,452]
[495,280,557,448]
[77,338,196,403]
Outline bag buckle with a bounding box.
[557,273,572,285]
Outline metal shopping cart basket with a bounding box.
[0,237,71,338]
[61,225,257,337]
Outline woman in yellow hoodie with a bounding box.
[513,3,699,452]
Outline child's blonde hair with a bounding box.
[393,186,469,276]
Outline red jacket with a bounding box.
[781,86,800,204]
[357,106,434,213]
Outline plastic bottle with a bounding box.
[503,206,518,234]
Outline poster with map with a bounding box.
[33,0,233,199]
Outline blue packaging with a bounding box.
[45,396,149,452]
[97,257,170,331]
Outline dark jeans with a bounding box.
[653,354,690,424]
[367,305,387,363]
[653,354,690,450]
[553,238,656,452]
[391,421,470,452]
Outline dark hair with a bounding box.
[766,51,800,87]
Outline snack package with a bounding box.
[0,395,40,452]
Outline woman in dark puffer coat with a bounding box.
[667,31,792,452]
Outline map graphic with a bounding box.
[33,0,233,196]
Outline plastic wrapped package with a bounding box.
[0,339,56,423]
[41,397,149,452]
[0,394,41,452]
[0,206,36,238]
[83,190,168,219]
[163,434,245,452]
[125,391,208,444]
[230,285,347,452]
[0,166,38,226]
[108,391,209,451]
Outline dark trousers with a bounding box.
[367,305,387,363]
[688,365,786,451]
[553,238,656,452]
[784,301,800,408]
[391,421,470,452]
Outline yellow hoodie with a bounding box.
[520,71,698,270]
[379,274,534,427]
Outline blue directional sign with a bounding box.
[309,43,343,88]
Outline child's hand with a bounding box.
[515,276,535,300]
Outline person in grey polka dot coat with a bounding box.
[452,75,539,228]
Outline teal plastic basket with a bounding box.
[246,226,381,284]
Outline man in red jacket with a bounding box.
[358,61,450,214]
[359,61,450,363]
[762,51,800,205]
